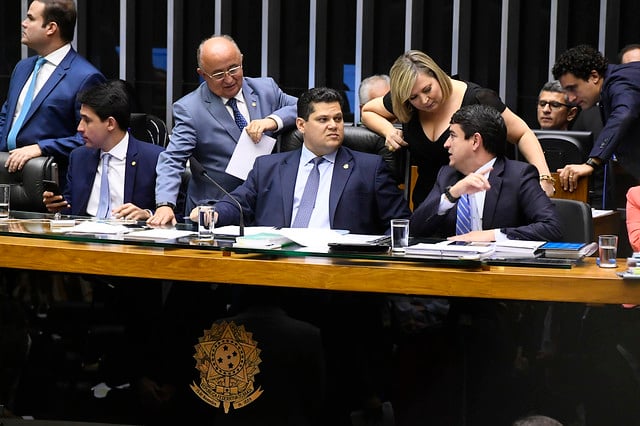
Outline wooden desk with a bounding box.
[0,235,636,304]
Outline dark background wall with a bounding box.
[1,0,639,127]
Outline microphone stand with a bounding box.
[189,157,245,236]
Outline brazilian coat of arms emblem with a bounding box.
[191,321,263,413]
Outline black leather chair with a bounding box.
[277,126,405,184]
[551,198,594,243]
[129,113,169,147]
[0,152,58,212]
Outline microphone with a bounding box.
[189,157,245,236]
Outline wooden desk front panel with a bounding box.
[0,236,636,304]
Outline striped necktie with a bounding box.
[456,194,472,235]
[7,57,47,151]
[292,157,324,228]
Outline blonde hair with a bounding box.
[389,50,452,123]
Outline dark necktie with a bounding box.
[7,57,47,151]
[227,98,248,130]
[456,194,472,235]
[96,153,112,219]
[292,157,324,228]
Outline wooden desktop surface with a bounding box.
[0,235,636,304]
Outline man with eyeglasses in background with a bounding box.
[536,80,578,130]
[149,34,297,225]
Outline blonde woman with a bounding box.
[362,50,554,206]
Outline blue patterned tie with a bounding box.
[7,57,47,151]
[456,194,472,235]
[292,157,324,228]
[227,98,248,130]
[96,153,111,219]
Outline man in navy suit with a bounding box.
[149,34,298,225]
[206,87,411,233]
[43,80,163,220]
[553,44,640,189]
[0,0,105,184]
[411,104,561,242]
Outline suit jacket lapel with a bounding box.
[6,58,36,127]
[242,80,261,120]
[201,84,241,142]
[27,50,77,124]
[123,138,140,203]
[280,150,301,226]
[328,147,354,225]
[482,157,504,229]
[77,149,101,214]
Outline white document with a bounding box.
[405,240,495,259]
[123,228,196,240]
[225,132,276,180]
[66,221,130,234]
[277,227,349,249]
[213,225,278,237]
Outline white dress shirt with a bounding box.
[291,145,336,228]
[86,134,129,217]
[12,44,71,125]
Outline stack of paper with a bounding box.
[404,241,495,259]
[492,240,546,259]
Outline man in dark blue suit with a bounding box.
[0,0,105,185]
[209,87,410,233]
[553,44,640,189]
[43,80,163,219]
[411,104,561,242]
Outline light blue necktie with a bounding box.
[7,57,47,151]
[96,153,111,219]
[227,98,248,130]
[292,157,324,228]
[456,194,472,235]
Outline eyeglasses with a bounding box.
[538,100,571,109]
[201,65,242,81]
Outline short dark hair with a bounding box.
[297,87,344,120]
[552,44,608,81]
[78,80,131,130]
[618,43,640,63]
[450,104,506,156]
[39,0,77,43]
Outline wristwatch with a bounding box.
[444,186,460,203]
[155,201,175,210]
[586,158,601,169]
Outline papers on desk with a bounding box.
[123,228,196,240]
[225,132,276,180]
[493,240,546,259]
[65,221,130,234]
[405,241,495,259]
[592,208,615,218]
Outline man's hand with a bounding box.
[245,118,277,143]
[112,203,151,221]
[447,230,495,242]
[557,163,593,192]
[5,145,43,173]
[448,166,493,199]
[147,205,176,226]
[42,191,69,213]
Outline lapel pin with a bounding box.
[343,163,349,169]
[131,161,136,166]
[251,101,257,107]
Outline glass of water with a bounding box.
[598,234,618,268]
[0,184,10,219]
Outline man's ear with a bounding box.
[295,117,305,133]
[567,106,578,122]
[589,69,601,84]
[471,132,482,150]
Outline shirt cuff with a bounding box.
[438,193,456,215]
[267,114,283,131]
[494,229,509,241]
